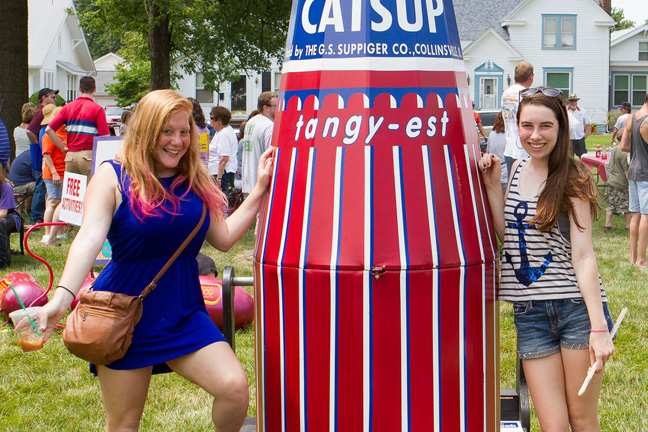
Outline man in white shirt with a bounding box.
[208,106,238,209]
[612,102,631,144]
[241,91,277,195]
[567,93,591,159]
[501,61,534,174]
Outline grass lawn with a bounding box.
[1,141,645,430]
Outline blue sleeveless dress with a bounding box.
[90,160,225,374]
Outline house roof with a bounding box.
[455,0,612,43]
[611,24,648,46]
[28,0,94,73]
[94,53,126,71]
[463,27,523,59]
[453,0,521,42]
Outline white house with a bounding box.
[458,0,615,131]
[610,24,648,110]
[94,52,125,108]
[28,0,95,102]
[174,61,282,117]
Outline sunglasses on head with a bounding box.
[519,87,563,100]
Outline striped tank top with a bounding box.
[499,158,607,302]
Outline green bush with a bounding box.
[607,110,621,131]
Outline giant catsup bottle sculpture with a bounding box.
[254,1,498,431]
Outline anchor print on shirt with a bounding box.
[505,202,552,286]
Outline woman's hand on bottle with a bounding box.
[254,146,275,192]
[478,153,502,189]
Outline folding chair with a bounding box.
[14,193,29,220]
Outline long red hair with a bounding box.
[119,90,225,220]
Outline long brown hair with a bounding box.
[492,111,505,133]
[517,90,598,231]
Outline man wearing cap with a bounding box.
[0,98,10,172]
[566,93,591,159]
[26,89,59,224]
[45,76,109,182]
[612,102,631,144]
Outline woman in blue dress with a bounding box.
[39,89,273,431]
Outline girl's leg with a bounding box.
[43,198,61,243]
[96,365,152,432]
[166,342,248,432]
[47,202,63,241]
[43,198,55,236]
[522,353,570,431]
[561,347,603,432]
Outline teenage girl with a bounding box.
[479,88,614,431]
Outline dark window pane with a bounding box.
[231,75,247,112]
[262,72,271,92]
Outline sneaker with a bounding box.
[604,226,613,232]
[57,233,68,240]
[41,234,50,243]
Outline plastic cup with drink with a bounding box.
[9,306,45,352]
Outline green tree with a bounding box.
[76,0,291,93]
[611,7,635,31]
[72,1,122,59]
[104,32,150,107]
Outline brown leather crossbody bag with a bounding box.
[63,204,207,365]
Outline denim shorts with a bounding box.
[629,180,648,214]
[513,299,614,360]
[44,179,62,200]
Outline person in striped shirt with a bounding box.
[44,76,110,184]
[479,87,614,431]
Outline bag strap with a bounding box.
[138,203,207,300]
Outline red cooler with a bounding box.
[255,1,499,431]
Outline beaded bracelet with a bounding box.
[56,285,76,299]
[590,328,609,333]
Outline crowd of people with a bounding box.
[0,63,645,430]
[0,81,279,430]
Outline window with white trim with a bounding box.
[196,73,213,104]
[640,41,648,61]
[67,75,78,102]
[633,75,647,106]
[543,15,576,50]
[43,71,54,89]
[273,72,281,93]
[613,75,629,106]
[545,71,571,99]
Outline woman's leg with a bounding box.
[166,342,249,432]
[562,347,603,432]
[522,353,570,431]
[96,365,152,432]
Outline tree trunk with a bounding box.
[148,2,171,90]
[0,0,29,159]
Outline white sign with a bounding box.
[500,421,524,431]
[92,136,124,175]
[59,172,87,226]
